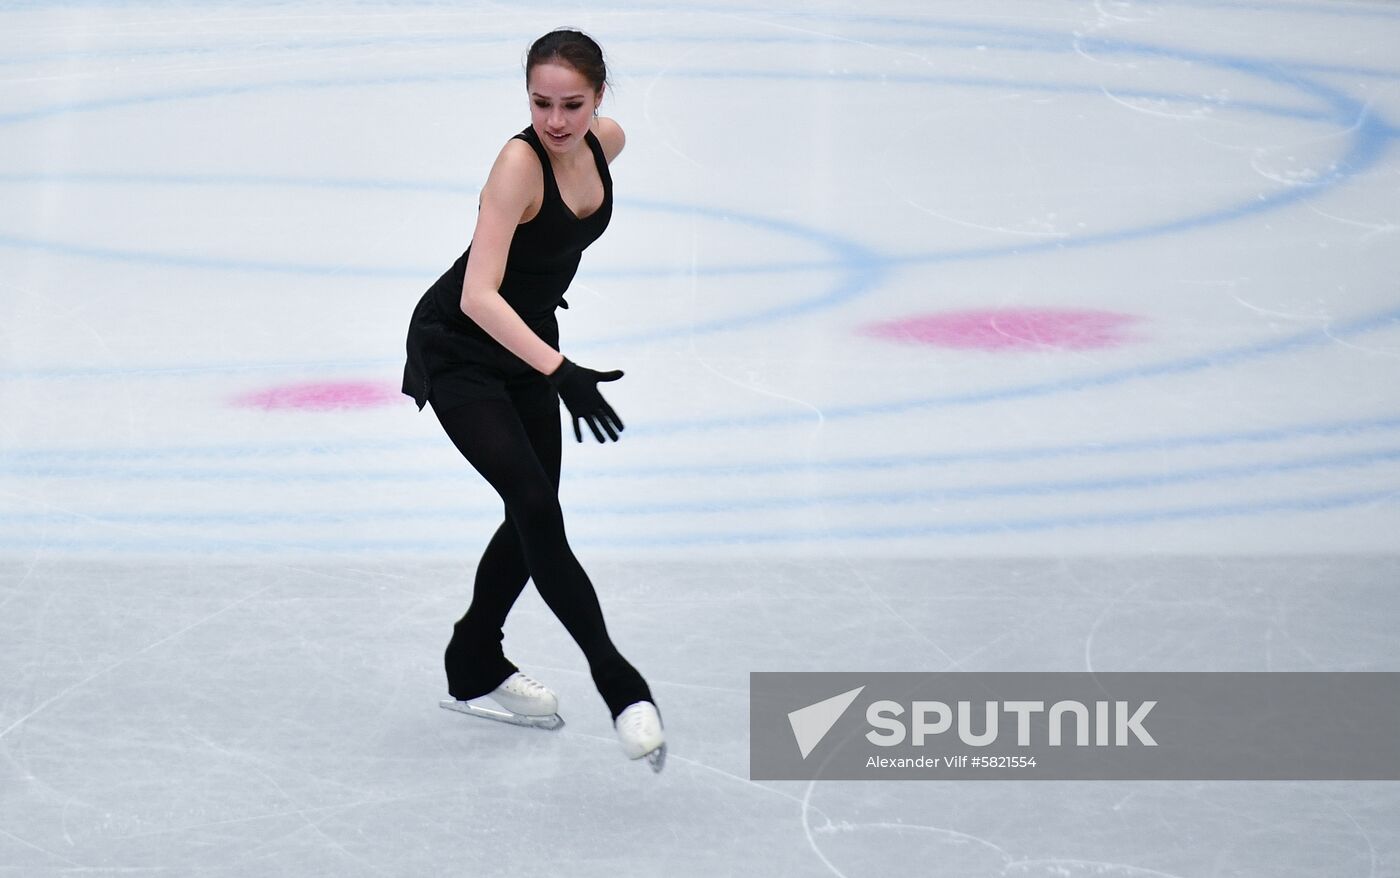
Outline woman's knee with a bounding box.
[506,484,566,536]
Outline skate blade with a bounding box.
[439,699,564,731]
[644,743,666,773]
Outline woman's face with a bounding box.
[528,62,601,156]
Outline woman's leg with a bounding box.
[433,397,653,719]
[440,407,563,700]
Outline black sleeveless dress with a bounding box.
[401,125,613,415]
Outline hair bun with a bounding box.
[526,28,609,94]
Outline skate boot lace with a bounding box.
[503,672,549,699]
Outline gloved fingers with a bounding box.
[600,401,624,435]
[596,411,620,442]
[571,415,584,444]
[585,413,609,444]
[595,369,624,383]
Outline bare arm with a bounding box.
[591,115,625,163]
[459,140,566,375]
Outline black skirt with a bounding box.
[401,289,560,417]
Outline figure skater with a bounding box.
[402,28,664,771]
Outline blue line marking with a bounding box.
[0,17,1391,379]
[4,444,1398,524]
[0,71,500,127]
[1133,0,1400,21]
[0,171,477,193]
[3,486,1395,552]
[0,184,878,380]
[2,0,1397,23]
[2,10,1393,79]
[626,307,1400,435]
[599,487,1400,547]
[5,413,1400,481]
[2,5,1398,543]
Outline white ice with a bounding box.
[2,1,1399,876]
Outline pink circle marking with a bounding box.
[860,308,1142,351]
[232,381,399,411]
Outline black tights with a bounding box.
[432,397,651,720]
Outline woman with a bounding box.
[402,29,664,771]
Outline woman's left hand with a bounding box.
[547,357,625,443]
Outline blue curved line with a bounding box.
[576,446,1400,516]
[0,0,1394,36]
[8,414,1400,490]
[0,225,839,279]
[0,27,1386,364]
[880,111,1392,266]
[628,307,1400,434]
[673,69,1333,120]
[1,356,393,382]
[7,44,1396,89]
[0,33,1103,71]
[594,487,1400,547]
[23,67,1266,128]
[2,486,1394,553]
[3,0,1394,71]
[0,26,1384,289]
[4,444,1397,524]
[0,464,456,483]
[4,0,1391,20]
[1133,0,1400,21]
[0,44,1378,293]
[0,236,839,279]
[595,489,1400,546]
[0,15,1394,465]
[0,187,878,377]
[4,407,1400,483]
[1266,59,1400,82]
[0,66,1338,283]
[1,68,1388,371]
[0,170,479,192]
[3,14,1393,80]
[0,230,425,277]
[595,414,1400,478]
[0,71,501,127]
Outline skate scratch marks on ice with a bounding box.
[0,825,80,868]
[0,582,278,742]
[800,777,1021,878]
[1082,574,1156,675]
[565,727,835,815]
[107,791,444,845]
[1005,858,1188,877]
[640,41,706,172]
[895,183,1071,240]
[683,224,827,434]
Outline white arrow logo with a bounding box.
[787,686,865,759]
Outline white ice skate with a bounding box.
[440,671,564,731]
[615,701,665,772]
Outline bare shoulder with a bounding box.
[487,137,542,191]
[480,137,542,214]
[592,115,626,164]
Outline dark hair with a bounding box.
[525,28,608,94]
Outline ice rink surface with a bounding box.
[2,0,1399,875]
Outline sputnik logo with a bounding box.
[787,686,865,759]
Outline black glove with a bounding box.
[547,357,625,443]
